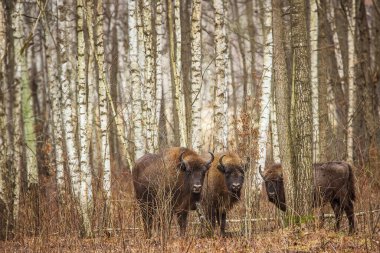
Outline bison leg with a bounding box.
[177,211,188,236]
[220,211,227,236]
[331,199,343,231]
[344,201,355,234]
[206,207,217,229]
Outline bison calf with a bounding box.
[201,152,247,236]
[260,162,356,233]
[133,147,214,237]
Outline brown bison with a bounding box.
[260,162,356,233]
[132,147,214,237]
[201,152,247,236]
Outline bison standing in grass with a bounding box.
[260,162,356,233]
[133,147,214,237]
[201,152,247,236]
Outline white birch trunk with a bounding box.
[174,0,187,147]
[12,2,24,223]
[327,2,345,85]
[94,0,111,202]
[213,0,229,152]
[155,0,164,150]
[190,0,202,151]
[22,47,38,187]
[77,0,92,237]
[142,0,156,152]
[128,0,144,159]
[256,0,272,183]
[50,0,66,198]
[310,0,319,162]
[347,0,356,163]
[58,0,81,203]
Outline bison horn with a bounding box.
[206,152,214,167]
[179,151,186,162]
[219,155,226,168]
[179,151,188,171]
[258,165,264,178]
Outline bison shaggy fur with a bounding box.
[261,162,356,233]
[133,147,214,237]
[201,152,247,236]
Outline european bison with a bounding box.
[132,147,214,237]
[260,162,356,233]
[201,152,247,236]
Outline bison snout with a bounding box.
[232,183,242,191]
[192,184,202,193]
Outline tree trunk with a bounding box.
[289,0,314,220]
[94,0,112,229]
[168,0,187,147]
[11,1,24,230]
[272,0,292,221]
[356,0,380,167]
[77,0,92,237]
[256,0,272,180]
[310,0,319,162]
[129,0,144,159]
[0,0,8,240]
[156,0,166,150]
[190,0,202,151]
[142,0,156,152]
[213,0,229,152]
[346,0,356,163]
[317,0,330,162]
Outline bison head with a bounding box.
[179,151,214,195]
[217,155,246,197]
[259,165,287,212]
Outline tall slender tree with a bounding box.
[213,0,229,151]
[190,0,202,151]
[289,0,313,219]
[142,0,156,152]
[128,0,144,159]
[168,0,187,147]
[310,0,319,162]
[256,0,272,180]
[346,0,356,163]
[76,0,92,237]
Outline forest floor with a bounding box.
[1,227,379,252]
[1,168,380,252]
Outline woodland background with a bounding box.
[0,0,380,251]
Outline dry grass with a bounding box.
[1,164,379,252]
[0,228,379,252]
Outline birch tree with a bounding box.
[94,0,112,222]
[256,0,272,180]
[168,0,187,147]
[346,0,356,163]
[128,0,144,159]
[156,0,165,150]
[310,0,319,162]
[190,0,202,151]
[0,1,8,239]
[77,0,92,236]
[213,0,229,152]
[50,0,65,200]
[142,0,156,152]
[11,1,24,227]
